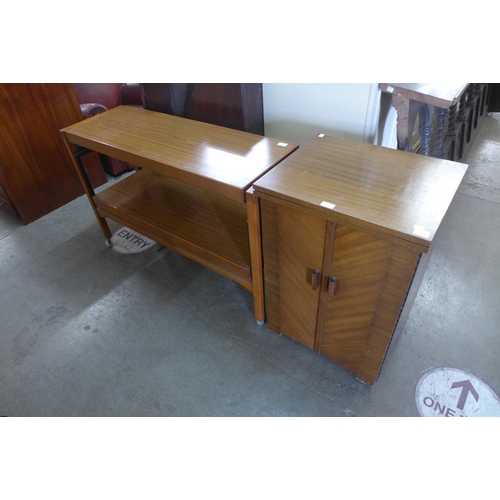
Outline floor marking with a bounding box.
[110,227,157,254]
[415,366,500,417]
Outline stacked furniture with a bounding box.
[379,83,489,161]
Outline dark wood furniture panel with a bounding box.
[140,83,264,135]
[254,134,468,385]
[487,83,500,113]
[0,84,106,224]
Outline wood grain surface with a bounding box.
[254,134,468,251]
[93,169,251,280]
[0,83,106,223]
[61,105,298,202]
[257,134,467,384]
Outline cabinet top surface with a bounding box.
[253,135,468,249]
[61,106,298,202]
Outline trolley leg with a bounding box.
[62,141,112,240]
[246,188,265,325]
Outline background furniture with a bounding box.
[487,83,500,112]
[72,83,143,176]
[379,83,489,161]
[140,84,264,135]
[0,84,107,224]
[254,134,468,385]
[60,106,297,324]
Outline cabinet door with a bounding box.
[261,199,327,349]
[260,199,420,385]
[278,205,327,349]
[318,224,421,384]
[317,224,394,374]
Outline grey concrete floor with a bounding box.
[1,115,499,417]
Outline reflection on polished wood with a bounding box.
[62,105,292,203]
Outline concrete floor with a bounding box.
[1,114,499,417]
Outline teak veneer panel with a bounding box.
[277,203,326,350]
[61,105,297,203]
[356,244,421,384]
[256,134,468,385]
[319,226,421,384]
[93,170,251,281]
[317,224,398,373]
[260,198,421,385]
[254,135,468,252]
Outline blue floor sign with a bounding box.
[415,366,500,417]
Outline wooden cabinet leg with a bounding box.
[246,188,265,325]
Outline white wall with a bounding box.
[262,83,396,148]
[375,90,398,149]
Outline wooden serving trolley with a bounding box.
[60,106,298,324]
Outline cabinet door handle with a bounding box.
[311,269,321,290]
[328,276,338,297]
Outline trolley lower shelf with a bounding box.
[93,169,252,287]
